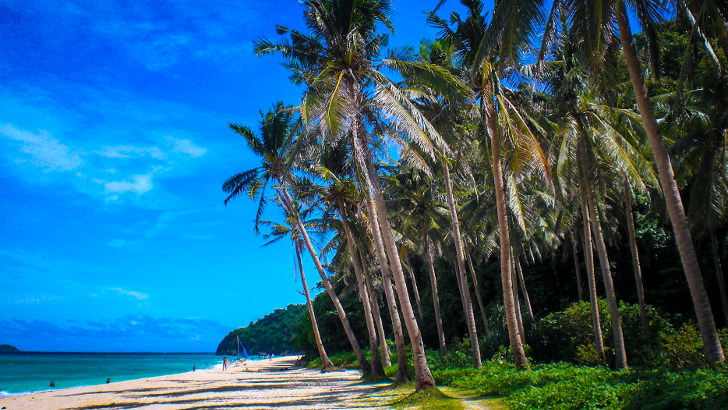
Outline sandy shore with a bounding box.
[0,356,385,409]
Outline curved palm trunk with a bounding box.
[623,178,651,343]
[579,188,607,363]
[360,196,410,382]
[359,249,392,367]
[576,149,627,368]
[711,230,728,323]
[571,233,585,301]
[425,231,448,357]
[584,174,628,369]
[402,250,425,321]
[509,248,527,346]
[467,251,491,334]
[338,198,385,376]
[515,257,534,321]
[296,241,334,369]
[354,128,434,390]
[278,187,371,376]
[617,3,724,365]
[442,160,482,368]
[486,101,529,370]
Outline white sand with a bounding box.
[0,356,385,409]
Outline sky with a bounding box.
[0,0,475,352]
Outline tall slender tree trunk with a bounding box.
[571,233,585,301]
[354,126,435,390]
[467,251,491,334]
[442,160,482,368]
[296,241,333,369]
[581,156,628,369]
[486,99,529,369]
[580,187,606,363]
[617,3,724,365]
[277,186,371,376]
[510,248,527,346]
[515,257,534,321]
[711,230,728,323]
[338,198,384,376]
[402,249,425,320]
[360,188,411,383]
[623,178,651,343]
[425,229,448,357]
[359,248,393,367]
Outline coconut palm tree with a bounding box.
[560,0,725,364]
[255,0,467,389]
[429,0,552,369]
[259,210,334,369]
[221,102,371,375]
[297,142,386,376]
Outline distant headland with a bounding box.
[0,344,20,352]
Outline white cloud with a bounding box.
[168,137,206,158]
[104,173,153,196]
[107,238,139,249]
[0,123,83,171]
[107,287,149,300]
[96,145,166,160]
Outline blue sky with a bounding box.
[0,0,471,352]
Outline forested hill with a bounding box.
[0,344,20,352]
[216,304,305,356]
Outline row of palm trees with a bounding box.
[223,0,727,390]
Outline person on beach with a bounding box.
[106,378,110,384]
[223,357,227,371]
[193,365,196,372]
[50,380,55,388]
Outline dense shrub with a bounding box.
[536,300,671,366]
[430,360,728,409]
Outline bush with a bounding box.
[536,300,670,366]
[660,324,728,370]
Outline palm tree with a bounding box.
[562,0,725,364]
[300,142,386,376]
[387,166,451,357]
[222,102,371,375]
[429,0,552,369]
[255,0,466,389]
[259,210,334,369]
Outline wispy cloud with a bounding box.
[107,287,149,300]
[169,137,206,158]
[104,173,154,196]
[96,145,166,160]
[0,123,83,171]
[107,238,140,249]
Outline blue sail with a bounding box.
[237,336,249,359]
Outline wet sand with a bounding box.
[0,356,384,409]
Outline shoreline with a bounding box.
[0,356,384,409]
[0,355,282,397]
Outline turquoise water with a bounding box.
[0,352,234,395]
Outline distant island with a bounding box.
[0,344,20,352]
[216,304,305,356]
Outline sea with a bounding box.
[0,352,243,396]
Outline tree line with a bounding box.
[222,0,727,391]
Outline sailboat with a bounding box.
[236,336,248,361]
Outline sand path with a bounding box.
[0,356,384,409]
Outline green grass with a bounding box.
[307,349,728,408]
[432,361,728,409]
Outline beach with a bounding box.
[0,356,384,409]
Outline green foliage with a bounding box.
[660,324,728,370]
[536,300,671,366]
[216,304,306,355]
[431,359,728,409]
